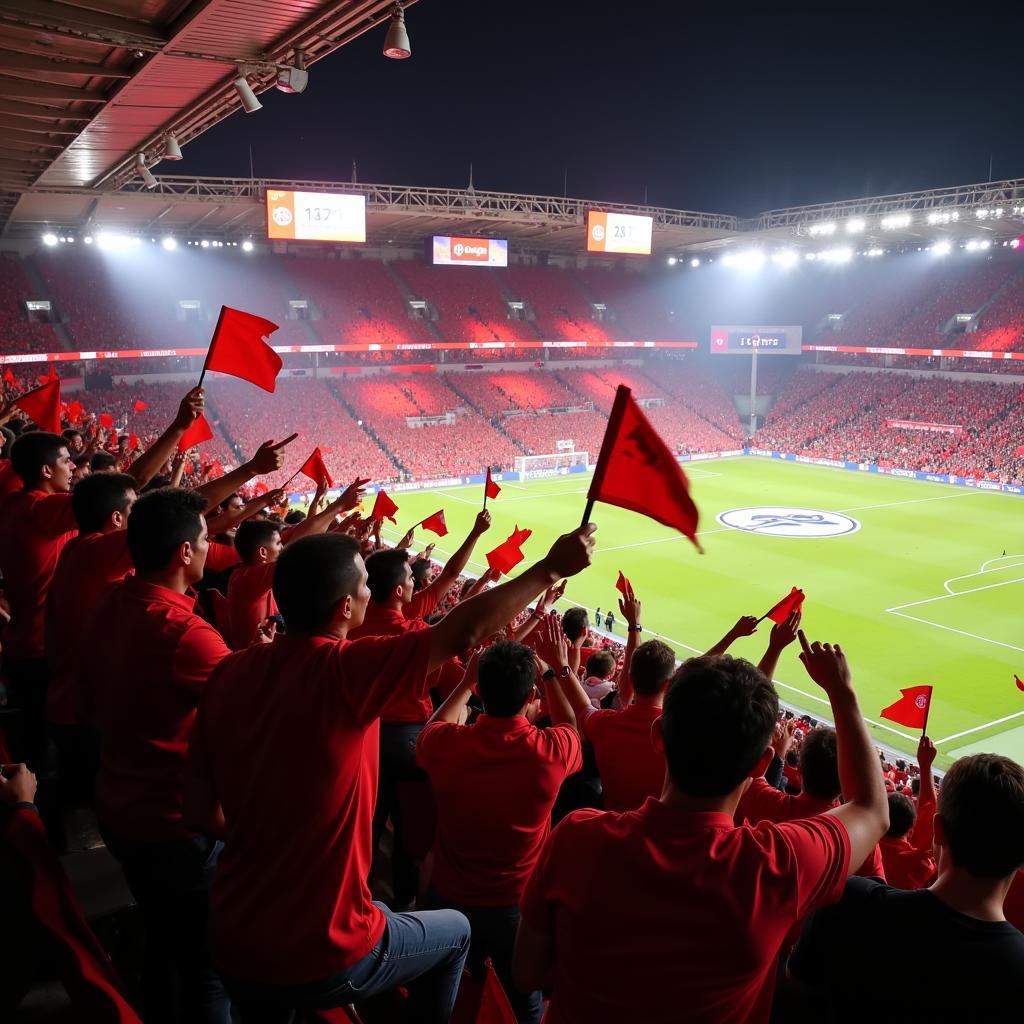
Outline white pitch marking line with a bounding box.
[835,491,980,514]
[597,527,733,554]
[431,489,482,506]
[944,562,1024,594]
[980,554,1024,572]
[935,709,1024,746]
[887,575,1024,612]
[887,609,1024,654]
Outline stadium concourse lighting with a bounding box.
[845,218,866,234]
[163,132,183,161]
[383,3,411,59]
[233,70,263,113]
[808,221,836,236]
[881,213,912,230]
[242,240,254,252]
[723,249,765,271]
[666,256,677,266]
[965,239,991,252]
[771,250,798,268]
[690,257,700,268]
[818,247,853,263]
[161,237,177,251]
[932,240,953,256]
[42,232,58,247]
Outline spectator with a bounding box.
[879,736,938,890]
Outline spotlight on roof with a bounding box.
[932,240,953,256]
[276,52,308,93]
[845,218,866,234]
[83,235,93,245]
[161,237,177,252]
[135,152,158,189]
[163,132,183,161]
[383,3,411,59]
[233,71,263,113]
[771,250,798,268]
[200,239,210,248]
[42,232,58,247]
[242,240,254,252]
[690,257,700,268]
[667,256,677,266]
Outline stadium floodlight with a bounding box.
[42,232,58,247]
[723,249,765,271]
[808,221,836,237]
[845,218,866,234]
[927,211,959,225]
[690,257,700,268]
[200,239,210,248]
[383,3,411,59]
[818,247,853,263]
[866,248,885,257]
[932,240,952,256]
[233,71,263,113]
[135,152,158,189]
[965,239,991,252]
[276,52,308,93]
[163,132,183,161]
[66,236,74,244]
[771,250,798,268]
[881,213,912,230]
[242,240,254,252]
[161,237,177,252]
[666,256,677,266]
[83,235,93,245]
[1010,238,1022,250]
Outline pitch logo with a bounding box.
[717,506,861,538]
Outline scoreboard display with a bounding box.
[586,211,653,255]
[710,325,803,355]
[432,236,508,267]
[266,190,366,243]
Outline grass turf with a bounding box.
[372,456,1023,769]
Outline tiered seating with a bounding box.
[571,268,693,340]
[973,271,1024,351]
[643,362,746,444]
[504,265,614,343]
[503,410,609,456]
[0,252,62,354]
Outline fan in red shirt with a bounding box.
[184,522,596,1022]
[418,619,583,1023]
[513,632,890,1024]
[348,509,493,909]
[879,736,938,890]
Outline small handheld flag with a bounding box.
[420,509,448,537]
[880,685,933,731]
[615,570,631,597]
[99,413,114,430]
[1016,674,1024,693]
[371,489,399,524]
[14,379,61,433]
[199,306,283,393]
[177,413,214,452]
[759,587,805,625]
[133,400,148,413]
[486,524,533,576]
[484,467,501,507]
[297,447,333,489]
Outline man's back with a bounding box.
[584,703,664,811]
[790,877,1024,1020]
[521,798,850,1024]
[224,560,275,650]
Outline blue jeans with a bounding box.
[224,903,470,1024]
[101,827,229,1024]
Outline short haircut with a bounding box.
[90,452,117,472]
[585,650,615,680]
[71,471,136,533]
[887,792,917,839]
[10,431,66,485]
[561,607,590,642]
[273,533,363,635]
[219,492,242,511]
[234,519,281,563]
[410,559,431,590]
[661,655,778,797]
[478,640,537,717]
[630,639,676,697]
[800,727,841,801]
[283,509,305,525]
[364,547,410,603]
[61,428,83,444]
[938,754,1024,879]
[127,487,208,573]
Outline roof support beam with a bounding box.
[0,98,89,120]
[0,50,132,78]
[0,0,168,52]
[0,75,108,101]
[0,125,65,146]
[0,116,78,134]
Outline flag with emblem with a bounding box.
[880,685,933,730]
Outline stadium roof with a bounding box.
[0,0,418,225]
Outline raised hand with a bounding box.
[540,579,567,611]
[336,477,370,513]
[248,434,298,475]
[797,630,852,695]
[0,762,37,806]
[472,509,492,536]
[619,587,642,628]
[173,386,205,430]
[540,524,596,581]
[419,542,436,562]
[768,610,802,651]
[534,611,569,670]
[731,615,759,638]
[398,527,414,549]
[917,734,936,773]
[772,718,800,760]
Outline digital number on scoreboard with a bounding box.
[710,325,803,355]
[266,190,366,243]
[586,211,653,255]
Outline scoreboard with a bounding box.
[710,325,803,355]
[586,211,653,255]
[266,190,366,243]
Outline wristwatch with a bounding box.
[628,624,643,633]
[557,665,572,678]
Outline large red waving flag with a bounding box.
[202,306,282,393]
[371,489,399,523]
[588,385,701,551]
[177,413,214,452]
[615,570,631,597]
[421,509,448,536]
[880,685,933,730]
[764,587,805,623]
[15,378,61,433]
[484,467,501,501]
[486,524,533,576]
[298,447,333,488]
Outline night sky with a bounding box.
[181,4,1024,217]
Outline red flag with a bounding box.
[37,373,50,386]
[202,306,282,393]
[99,412,114,429]
[3,368,15,386]
[67,400,84,424]
[421,509,448,537]
[588,385,701,551]
[615,570,631,597]
[298,447,333,488]
[764,587,805,623]
[254,481,269,496]
[484,467,501,501]
[371,489,399,523]
[128,433,140,451]
[15,379,61,432]
[210,459,224,479]
[177,413,213,452]
[47,364,57,382]
[183,458,194,476]
[880,685,933,730]
[1016,674,1024,693]
[133,400,148,413]
[486,524,533,576]
[475,960,518,1023]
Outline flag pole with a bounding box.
[197,305,227,389]
[483,467,489,511]
[583,385,632,528]
[921,689,933,738]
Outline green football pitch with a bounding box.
[373,456,1024,769]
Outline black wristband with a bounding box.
[628,624,643,633]
[542,668,556,681]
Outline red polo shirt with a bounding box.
[0,488,76,661]
[520,799,851,1023]
[45,530,133,725]
[187,629,432,984]
[583,703,664,812]
[224,561,276,650]
[85,576,230,841]
[205,539,240,574]
[404,583,441,621]
[417,716,582,906]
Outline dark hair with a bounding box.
[661,655,778,797]
[561,607,590,642]
[71,471,136,533]
[127,487,208,573]
[478,640,537,717]
[235,519,281,563]
[273,533,363,635]
[887,792,917,839]
[937,754,1024,878]
[910,777,920,797]
[631,639,676,697]
[10,431,66,485]
[585,650,615,680]
[365,547,410,603]
[61,428,82,443]
[410,559,431,591]
[89,452,117,472]
[141,474,171,493]
[219,492,242,511]
[283,509,306,525]
[800,727,841,801]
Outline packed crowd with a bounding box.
[1,379,1021,1024]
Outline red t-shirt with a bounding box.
[583,703,664,812]
[879,835,936,890]
[417,716,582,906]
[187,629,431,984]
[224,561,276,650]
[46,530,133,725]
[405,583,441,621]
[84,576,230,841]
[520,798,850,1023]
[0,488,76,660]
[0,459,21,500]
[205,539,240,574]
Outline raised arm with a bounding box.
[532,612,578,729]
[428,525,595,673]
[757,610,802,681]
[704,614,759,657]
[513,580,566,644]
[911,735,937,851]
[616,583,642,707]
[285,478,368,543]
[193,434,297,509]
[426,652,478,727]
[418,510,492,607]
[799,632,889,872]
[204,488,285,537]
[126,386,205,489]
